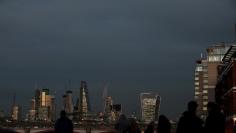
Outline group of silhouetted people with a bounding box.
[115,114,171,133]
[177,101,225,133]
[114,101,225,133]
[54,101,226,133]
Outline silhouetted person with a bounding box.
[145,121,154,133]
[176,101,203,133]
[204,102,225,133]
[157,115,171,133]
[115,114,129,133]
[55,110,73,133]
[127,118,141,133]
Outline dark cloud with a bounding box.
[0,0,235,118]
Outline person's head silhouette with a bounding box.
[207,102,218,113]
[60,110,66,118]
[188,101,198,113]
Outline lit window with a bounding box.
[196,66,203,72]
[203,80,208,83]
[203,107,207,111]
[195,77,199,80]
[195,82,199,85]
[195,87,199,90]
[203,85,208,88]
[195,92,200,95]
[203,102,208,105]
[203,96,208,99]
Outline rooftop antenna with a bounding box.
[64,81,68,92]
[34,81,38,90]
[102,83,109,112]
[12,93,16,106]
[68,80,72,91]
[102,83,109,100]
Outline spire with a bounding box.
[12,93,16,106]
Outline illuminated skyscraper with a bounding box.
[11,93,21,121]
[79,81,90,118]
[140,92,160,123]
[194,43,228,118]
[104,96,113,114]
[63,90,74,117]
[11,105,21,121]
[104,96,113,122]
[111,104,122,122]
[28,97,36,121]
[35,88,55,121]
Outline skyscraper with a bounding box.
[28,97,36,121]
[194,43,228,118]
[104,96,113,123]
[111,104,122,122]
[35,88,55,121]
[79,81,90,119]
[63,90,74,118]
[11,93,21,121]
[11,105,21,121]
[140,92,161,123]
[104,96,113,114]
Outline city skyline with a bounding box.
[0,0,236,120]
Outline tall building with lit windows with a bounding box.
[79,81,90,119]
[194,43,228,118]
[28,97,36,121]
[35,88,55,121]
[104,96,113,123]
[194,59,208,117]
[140,92,161,123]
[63,90,74,117]
[11,105,21,121]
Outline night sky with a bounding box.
[0,0,235,119]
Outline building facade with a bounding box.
[79,81,90,119]
[35,88,55,121]
[63,90,74,114]
[111,104,122,122]
[11,105,21,121]
[28,97,36,121]
[215,45,236,133]
[140,92,161,123]
[104,96,113,123]
[194,44,228,118]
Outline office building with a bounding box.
[140,92,161,123]
[28,97,36,121]
[104,96,113,123]
[63,90,74,114]
[35,88,55,121]
[11,105,21,121]
[104,96,113,114]
[215,45,236,133]
[79,81,90,119]
[194,44,228,118]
